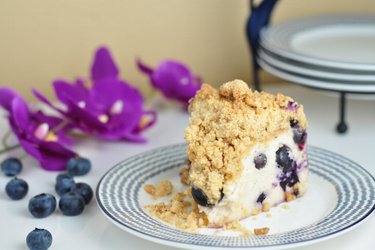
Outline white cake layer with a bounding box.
[199,129,309,227]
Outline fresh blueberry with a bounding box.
[66,157,91,176]
[293,129,307,147]
[254,153,267,169]
[192,187,223,207]
[256,192,266,203]
[28,193,56,218]
[5,177,28,200]
[59,192,85,216]
[55,174,75,196]
[70,182,93,204]
[290,119,299,128]
[1,157,22,176]
[26,228,52,250]
[276,146,293,172]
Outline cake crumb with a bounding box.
[282,203,289,209]
[285,192,296,202]
[146,190,208,231]
[254,227,270,236]
[262,202,270,212]
[224,220,252,236]
[251,208,260,216]
[179,166,190,185]
[266,213,272,218]
[144,180,173,199]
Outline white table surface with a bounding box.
[0,84,374,250]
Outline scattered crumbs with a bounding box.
[266,213,272,218]
[254,227,270,236]
[179,166,190,185]
[285,192,296,202]
[262,202,270,212]
[144,180,173,199]
[252,216,257,221]
[251,208,260,216]
[282,203,289,209]
[145,190,208,232]
[224,220,252,237]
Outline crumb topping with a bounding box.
[184,80,307,204]
[144,180,173,199]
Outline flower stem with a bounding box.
[2,130,11,148]
[0,144,21,154]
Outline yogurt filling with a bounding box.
[199,129,309,227]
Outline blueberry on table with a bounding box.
[66,157,91,176]
[28,193,56,218]
[26,228,52,250]
[254,153,267,169]
[5,177,28,200]
[59,192,85,216]
[55,173,75,196]
[1,157,22,176]
[70,182,93,204]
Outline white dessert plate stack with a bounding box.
[258,15,375,93]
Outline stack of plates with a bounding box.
[258,15,375,93]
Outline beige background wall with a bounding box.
[1,0,375,101]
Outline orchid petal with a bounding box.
[91,47,119,82]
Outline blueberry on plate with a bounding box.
[5,177,28,200]
[26,228,52,250]
[55,173,75,196]
[1,157,22,176]
[66,157,91,176]
[70,182,93,204]
[59,192,85,216]
[28,193,56,218]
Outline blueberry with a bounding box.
[70,182,93,204]
[5,177,28,200]
[66,157,91,176]
[26,228,52,250]
[293,129,307,147]
[290,119,299,128]
[59,192,85,216]
[1,157,22,176]
[55,174,75,196]
[28,193,56,218]
[280,172,299,191]
[256,192,266,203]
[276,146,293,172]
[254,153,267,169]
[192,187,223,207]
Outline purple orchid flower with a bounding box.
[0,87,76,171]
[33,47,156,142]
[137,59,202,108]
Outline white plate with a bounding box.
[258,48,375,82]
[261,15,375,71]
[96,144,375,250]
[257,57,375,93]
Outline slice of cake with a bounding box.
[184,80,308,227]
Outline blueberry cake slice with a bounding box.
[184,80,308,227]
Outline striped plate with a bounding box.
[96,144,375,249]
